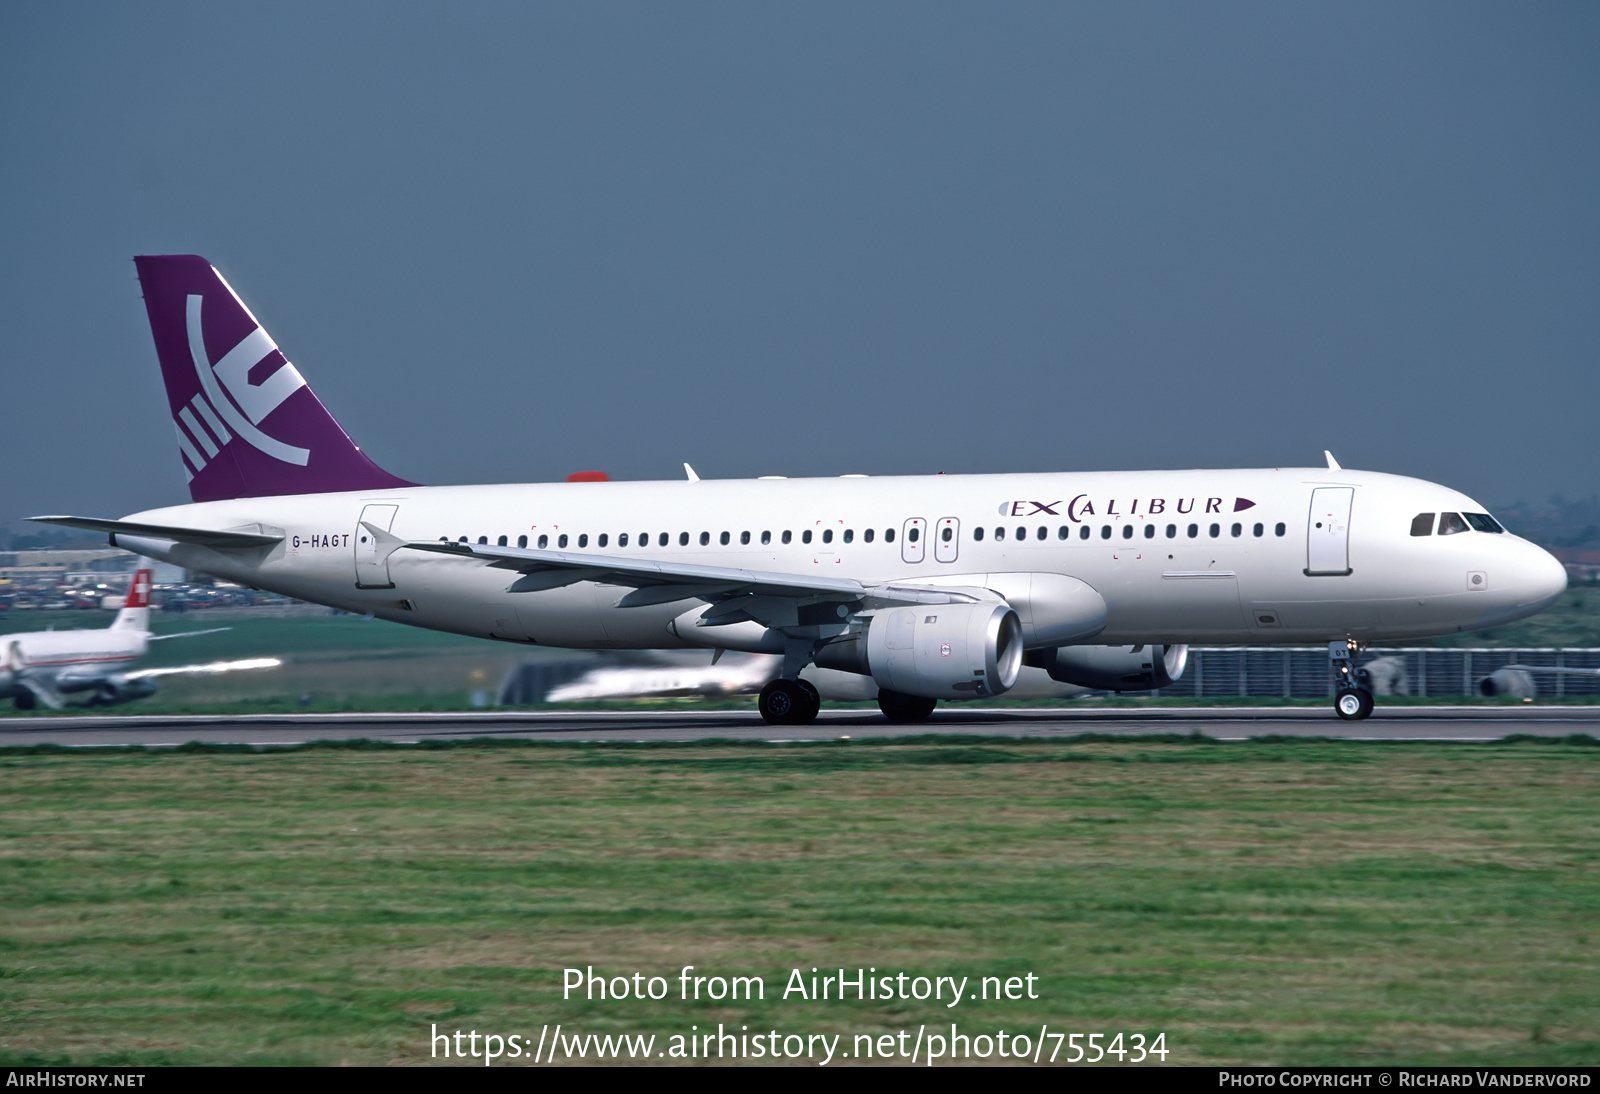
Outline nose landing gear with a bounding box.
[1330,640,1374,720]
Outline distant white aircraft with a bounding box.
[35,256,1568,724]
[0,568,271,709]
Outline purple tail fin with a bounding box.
[134,255,415,502]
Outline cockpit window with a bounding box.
[1410,513,1434,537]
[1463,512,1504,534]
[1438,512,1469,536]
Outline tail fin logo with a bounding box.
[176,293,310,476]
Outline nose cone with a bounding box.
[1522,543,1570,608]
[1474,542,1567,630]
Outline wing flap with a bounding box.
[399,540,996,612]
[402,540,871,599]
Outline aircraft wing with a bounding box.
[29,516,283,549]
[401,540,991,609]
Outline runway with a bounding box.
[1,705,1597,747]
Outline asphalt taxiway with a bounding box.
[1,705,1596,748]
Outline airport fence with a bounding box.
[1165,647,1600,699]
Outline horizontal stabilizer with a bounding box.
[29,516,282,549]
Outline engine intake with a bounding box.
[814,602,1023,699]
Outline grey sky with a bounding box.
[2,3,1596,520]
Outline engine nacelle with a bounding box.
[814,602,1023,699]
[1478,668,1535,699]
[1026,644,1188,691]
[87,677,160,705]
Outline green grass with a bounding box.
[1,736,1596,1066]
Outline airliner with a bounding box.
[0,568,265,709]
[34,256,1568,723]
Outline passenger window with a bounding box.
[1015,526,1025,540]
[885,528,895,543]
[1438,512,1468,535]
[478,536,488,545]
[1209,523,1220,537]
[1058,526,1069,540]
[782,530,792,544]
[1188,524,1198,538]
[518,535,527,548]
[844,529,853,543]
[598,534,608,548]
[699,532,710,546]
[720,531,730,545]
[762,531,771,545]
[1037,526,1046,540]
[975,526,985,541]
[1411,513,1435,537]
[1166,524,1177,538]
[822,529,833,544]
[1144,524,1155,539]
[803,530,813,544]
[459,536,468,543]
[941,526,952,542]
[863,528,874,543]
[908,527,919,543]
[1463,513,1504,533]
[658,533,669,547]
[1252,523,1263,537]
[1275,522,1286,537]
[679,532,689,546]
[558,534,568,548]
[740,531,750,545]
[497,535,507,546]
[618,533,627,547]
[578,534,588,548]
[1101,526,1112,540]
[1121,525,1133,539]
[538,535,548,549]
[1079,526,1090,540]
[995,527,1005,541]
[1230,523,1241,537]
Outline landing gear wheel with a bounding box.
[877,689,937,723]
[760,679,818,725]
[794,679,821,723]
[1335,686,1374,721]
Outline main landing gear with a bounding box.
[758,678,821,725]
[1329,640,1374,721]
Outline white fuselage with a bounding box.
[0,626,148,701]
[110,467,1566,653]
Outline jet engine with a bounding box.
[1025,644,1189,691]
[814,602,1023,699]
[85,676,160,705]
[1477,667,1535,699]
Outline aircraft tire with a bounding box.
[878,689,937,723]
[13,691,34,711]
[759,679,811,725]
[794,679,821,723]
[1334,686,1374,721]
